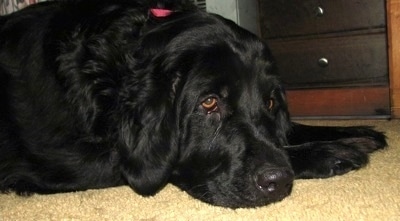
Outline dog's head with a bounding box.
[118,1,294,208]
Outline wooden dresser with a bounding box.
[258,0,390,119]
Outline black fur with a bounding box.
[0,0,386,208]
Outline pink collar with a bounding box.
[150,8,173,18]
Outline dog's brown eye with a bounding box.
[267,98,274,111]
[202,97,218,113]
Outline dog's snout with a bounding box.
[255,168,294,200]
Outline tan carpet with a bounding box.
[0,120,399,221]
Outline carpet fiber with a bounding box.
[1,120,399,220]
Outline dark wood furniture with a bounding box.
[258,0,391,119]
[388,0,400,118]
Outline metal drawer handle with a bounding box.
[318,57,329,67]
[315,6,324,17]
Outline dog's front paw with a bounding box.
[314,145,368,178]
[286,139,378,179]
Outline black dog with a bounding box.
[0,0,386,208]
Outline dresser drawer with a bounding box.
[286,86,390,118]
[268,33,389,88]
[259,0,386,38]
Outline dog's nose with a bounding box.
[255,168,294,200]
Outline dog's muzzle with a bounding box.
[254,168,294,201]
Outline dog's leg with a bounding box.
[0,140,124,195]
[285,122,386,179]
[284,137,385,179]
[287,122,387,147]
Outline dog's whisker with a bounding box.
[208,123,223,150]
[187,184,214,202]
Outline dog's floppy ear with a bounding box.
[115,1,193,195]
[117,65,180,196]
[274,86,291,145]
